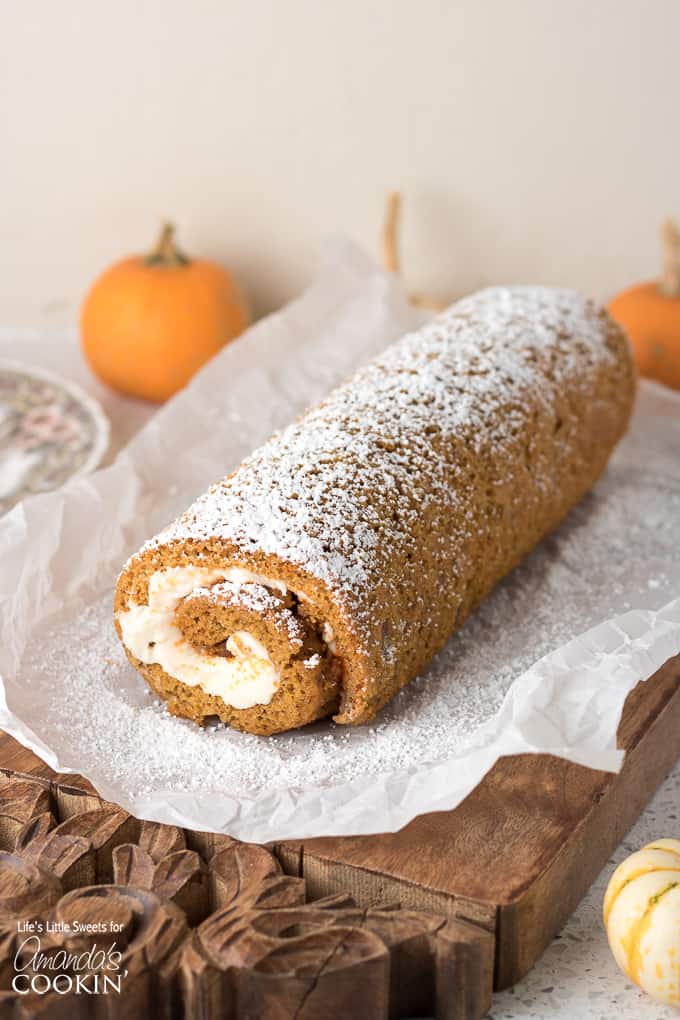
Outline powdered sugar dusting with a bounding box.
[141,288,622,632]
[192,581,282,614]
[21,391,680,801]
[190,581,305,647]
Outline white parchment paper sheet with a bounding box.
[1,241,679,841]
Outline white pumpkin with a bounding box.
[604,838,680,1008]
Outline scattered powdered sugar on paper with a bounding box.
[21,393,680,800]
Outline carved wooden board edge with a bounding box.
[0,756,494,1019]
[494,652,680,987]
[1,657,678,1008]
[277,656,680,990]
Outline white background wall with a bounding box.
[1,0,679,327]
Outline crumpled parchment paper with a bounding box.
[1,240,679,841]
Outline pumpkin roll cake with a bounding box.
[115,286,635,735]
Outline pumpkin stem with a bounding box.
[146,221,190,267]
[383,191,402,275]
[381,192,446,312]
[660,218,680,297]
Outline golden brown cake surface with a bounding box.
[115,286,635,735]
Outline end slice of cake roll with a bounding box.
[115,286,635,736]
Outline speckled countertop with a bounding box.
[488,756,680,1020]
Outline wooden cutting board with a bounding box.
[0,653,678,1019]
[278,654,680,987]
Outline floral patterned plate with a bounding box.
[0,361,110,515]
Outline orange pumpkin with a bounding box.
[608,219,680,391]
[81,223,249,402]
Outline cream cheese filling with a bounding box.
[117,566,286,710]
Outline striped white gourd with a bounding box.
[604,838,680,1007]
